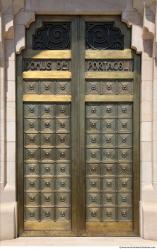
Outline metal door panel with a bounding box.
[25,207,40,221]
[17,16,140,236]
[56,148,71,162]
[55,208,71,221]
[117,177,132,191]
[56,164,70,176]
[117,192,132,206]
[40,178,54,191]
[40,134,56,148]
[118,104,132,118]
[86,164,101,176]
[118,119,132,133]
[86,119,101,133]
[102,134,116,148]
[118,81,133,95]
[56,119,70,133]
[86,104,101,118]
[118,149,132,162]
[56,81,71,95]
[24,148,40,163]
[117,134,132,148]
[86,192,101,206]
[102,149,117,162]
[86,134,101,148]
[41,193,55,206]
[40,81,55,94]
[102,81,117,95]
[24,119,39,133]
[40,119,55,133]
[25,164,40,176]
[41,208,55,220]
[117,164,132,176]
[102,119,116,133]
[25,177,40,191]
[22,101,71,231]
[24,133,40,148]
[86,178,101,191]
[56,104,70,117]
[102,177,116,191]
[24,104,39,118]
[86,208,101,221]
[40,104,55,118]
[117,207,132,220]
[55,193,71,207]
[55,177,71,191]
[56,134,70,148]
[86,81,101,95]
[102,208,116,221]
[86,149,101,162]
[40,164,55,175]
[25,193,40,206]
[102,193,116,206]
[24,81,39,94]
[102,164,116,176]
[102,104,116,118]
[41,148,56,163]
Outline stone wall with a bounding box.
[0,0,157,241]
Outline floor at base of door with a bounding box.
[1,237,157,246]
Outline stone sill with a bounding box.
[1,237,157,246]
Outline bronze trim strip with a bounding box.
[23,94,71,102]
[85,72,134,79]
[24,221,71,231]
[84,221,133,236]
[85,49,133,59]
[85,95,133,102]
[23,50,71,59]
[23,71,72,79]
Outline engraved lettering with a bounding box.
[24,60,70,71]
[86,60,132,72]
[56,62,62,70]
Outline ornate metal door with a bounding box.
[17,16,140,236]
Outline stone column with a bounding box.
[138,1,157,241]
[0,24,17,243]
[0,0,23,240]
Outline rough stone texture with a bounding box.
[0,202,17,240]
[1,0,157,242]
[141,202,157,240]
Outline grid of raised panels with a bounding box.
[86,103,133,221]
[24,103,71,222]
[23,80,71,95]
[86,80,133,95]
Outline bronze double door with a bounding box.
[17,16,140,236]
